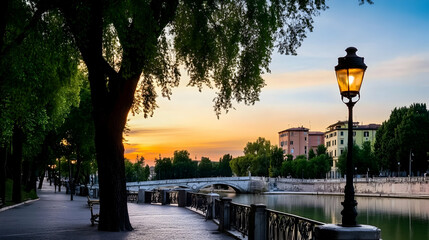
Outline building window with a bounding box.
[290,141,293,145]
[304,146,307,154]
[291,132,294,136]
[341,131,344,136]
[364,131,369,137]
[340,139,344,145]
[340,149,344,155]
[334,140,336,145]
[335,150,337,156]
[305,137,307,141]
[334,132,337,136]
[281,141,284,147]
[285,141,288,145]
[329,133,333,137]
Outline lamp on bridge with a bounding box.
[335,47,367,227]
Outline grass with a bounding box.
[3,178,38,207]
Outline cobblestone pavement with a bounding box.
[0,183,234,240]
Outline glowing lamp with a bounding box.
[335,47,367,100]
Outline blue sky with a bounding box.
[125,0,429,165]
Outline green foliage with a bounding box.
[269,146,284,177]
[4,178,38,205]
[198,157,213,178]
[173,150,197,179]
[124,156,150,182]
[337,142,378,176]
[308,149,316,160]
[217,154,233,177]
[230,137,284,177]
[374,103,429,174]
[154,157,173,180]
[281,144,332,179]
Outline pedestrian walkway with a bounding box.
[0,182,234,240]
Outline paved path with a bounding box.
[0,183,234,240]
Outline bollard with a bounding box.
[249,204,267,240]
[219,198,232,232]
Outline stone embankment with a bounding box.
[269,177,429,198]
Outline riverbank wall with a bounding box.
[271,177,429,197]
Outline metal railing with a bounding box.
[230,202,251,236]
[127,191,138,203]
[142,190,326,240]
[267,209,324,240]
[188,192,209,215]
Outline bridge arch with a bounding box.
[196,182,245,193]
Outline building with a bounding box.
[325,121,380,178]
[278,127,325,159]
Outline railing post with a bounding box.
[137,189,145,204]
[207,193,220,219]
[249,204,267,240]
[177,189,187,207]
[160,189,168,205]
[219,198,232,232]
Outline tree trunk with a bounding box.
[38,171,44,189]
[94,111,133,231]
[0,144,6,205]
[12,125,24,203]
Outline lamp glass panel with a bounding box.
[336,68,365,94]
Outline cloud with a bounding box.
[262,70,334,89]
[370,54,429,80]
[128,127,185,135]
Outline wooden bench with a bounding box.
[87,196,100,225]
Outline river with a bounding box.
[220,193,429,240]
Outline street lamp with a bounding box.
[335,47,367,227]
[69,158,77,201]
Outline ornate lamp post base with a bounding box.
[315,224,381,240]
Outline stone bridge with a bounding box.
[125,176,267,193]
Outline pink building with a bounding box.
[278,127,325,159]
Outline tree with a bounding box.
[269,146,284,177]
[154,157,173,180]
[3,0,372,231]
[374,103,429,175]
[230,137,284,177]
[198,157,213,178]
[0,8,81,203]
[217,154,233,177]
[172,150,197,179]
[124,156,149,182]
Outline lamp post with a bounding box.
[335,47,367,227]
[69,159,77,201]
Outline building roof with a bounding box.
[326,121,381,132]
[278,126,309,133]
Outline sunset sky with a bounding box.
[124,0,429,166]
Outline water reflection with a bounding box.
[220,193,429,240]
